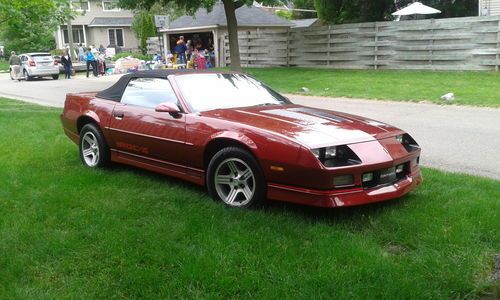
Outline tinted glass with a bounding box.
[174,73,289,112]
[121,78,178,109]
[31,54,53,62]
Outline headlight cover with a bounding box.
[310,145,361,168]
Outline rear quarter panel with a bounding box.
[61,93,115,144]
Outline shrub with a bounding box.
[50,49,65,56]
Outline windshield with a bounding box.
[174,73,290,112]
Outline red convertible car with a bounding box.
[61,70,422,208]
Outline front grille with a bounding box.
[362,163,408,189]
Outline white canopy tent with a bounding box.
[392,2,441,20]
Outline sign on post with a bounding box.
[154,15,169,29]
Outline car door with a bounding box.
[107,77,187,166]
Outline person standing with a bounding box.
[78,44,85,62]
[84,49,98,77]
[8,51,21,81]
[174,36,187,67]
[186,40,193,61]
[61,49,73,79]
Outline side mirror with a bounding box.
[155,102,181,115]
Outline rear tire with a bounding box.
[79,123,110,168]
[207,147,266,208]
[23,69,32,81]
[52,74,59,80]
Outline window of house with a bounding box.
[108,29,124,47]
[63,28,85,44]
[71,0,89,11]
[121,78,179,109]
[102,1,121,11]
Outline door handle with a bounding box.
[113,113,124,120]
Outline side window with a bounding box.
[120,78,179,109]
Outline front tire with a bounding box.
[79,123,110,168]
[207,147,266,208]
[52,74,59,80]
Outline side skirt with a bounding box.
[110,149,205,186]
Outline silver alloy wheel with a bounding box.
[214,158,255,207]
[81,131,100,167]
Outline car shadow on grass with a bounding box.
[104,162,410,226]
[263,196,407,223]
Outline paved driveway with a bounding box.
[1,73,499,180]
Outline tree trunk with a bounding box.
[222,0,241,71]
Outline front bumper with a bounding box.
[267,169,422,207]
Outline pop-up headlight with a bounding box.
[310,145,361,168]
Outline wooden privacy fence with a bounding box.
[224,15,500,71]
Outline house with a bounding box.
[159,2,292,67]
[479,0,500,16]
[55,0,138,51]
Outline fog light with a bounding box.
[333,175,354,187]
[362,172,373,182]
[396,164,404,174]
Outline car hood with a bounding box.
[200,104,404,148]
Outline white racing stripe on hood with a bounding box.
[261,108,376,148]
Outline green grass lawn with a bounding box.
[0,59,9,72]
[0,98,499,298]
[246,68,500,108]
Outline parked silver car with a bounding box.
[12,53,60,80]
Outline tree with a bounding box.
[394,0,477,18]
[359,0,394,22]
[291,0,316,19]
[313,0,478,24]
[118,0,283,71]
[131,11,156,54]
[0,0,72,53]
[312,0,360,24]
[131,3,184,55]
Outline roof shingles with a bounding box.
[167,3,292,30]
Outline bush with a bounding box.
[112,51,151,61]
[50,49,65,56]
[276,10,293,20]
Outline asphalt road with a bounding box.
[1,73,499,180]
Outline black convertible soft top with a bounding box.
[96,69,226,102]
